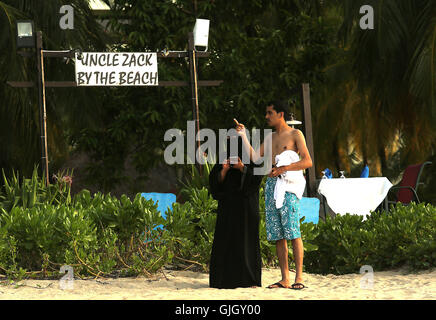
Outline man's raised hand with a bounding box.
[233,118,246,137]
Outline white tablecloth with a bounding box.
[317,177,393,217]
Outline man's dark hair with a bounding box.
[267,100,291,121]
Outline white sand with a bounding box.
[0,267,434,300]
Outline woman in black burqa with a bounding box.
[208,132,263,288]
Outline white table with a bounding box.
[317,177,393,218]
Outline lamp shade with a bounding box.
[16,20,35,48]
[287,112,302,126]
[286,120,302,125]
[193,18,209,51]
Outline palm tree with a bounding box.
[0,0,111,176]
[339,0,436,173]
[313,0,435,180]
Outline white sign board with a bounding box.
[75,52,158,86]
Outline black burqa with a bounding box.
[209,135,263,289]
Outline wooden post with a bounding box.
[36,31,49,185]
[301,83,316,196]
[188,32,202,175]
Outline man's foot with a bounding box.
[267,281,291,289]
[290,282,306,290]
[290,276,305,290]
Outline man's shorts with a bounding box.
[265,177,301,241]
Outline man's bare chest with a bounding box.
[271,134,298,164]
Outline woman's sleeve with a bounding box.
[240,164,264,195]
[209,164,226,201]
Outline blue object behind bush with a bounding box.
[141,193,176,230]
[300,197,320,224]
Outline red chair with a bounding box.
[387,161,432,205]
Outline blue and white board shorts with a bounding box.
[265,177,301,241]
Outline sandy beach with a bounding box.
[0,267,434,300]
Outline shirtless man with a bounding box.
[235,100,312,289]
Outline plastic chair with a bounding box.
[387,162,432,205]
[300,197,320,224]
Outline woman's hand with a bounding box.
[232,157,245,172]
[219,159,231,182]
[222,158,231,171]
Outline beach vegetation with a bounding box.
[0,169,435,280]
[0,169,319,279]
[304,203,436,274]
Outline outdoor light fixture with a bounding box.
[16,20,35,48]
[287,113,302,128]
[72,47,83,60]
[161,48,170,57]
[193,18,210,51]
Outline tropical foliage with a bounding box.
[0,169,434,280]
[0,0,110,176]
[0,169,316,279]
[313,0,436,184]
[70,0,340,192]
[0,1,435,199]
[305,202,436,274]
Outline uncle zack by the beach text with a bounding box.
[174,304,262,317]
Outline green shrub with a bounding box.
[178,160,214,202]
[0,197,173,279]
[73,190,164,244]
[1,168,434,279]
[304,214,367,274]
[0,167,72,212]
[0,232,27,279]
[163,187,217,269]
[0,168,171,279]
[364,202,436,271]
[304,202,436,274]
[0,203,97,271]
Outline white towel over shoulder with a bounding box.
[273,150,306,209]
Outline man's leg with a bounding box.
[282,193,305,289]
[265,177,287,288]
[276,238,291,287]
[291,237,304,287]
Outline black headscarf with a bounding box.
[218,126,250,166]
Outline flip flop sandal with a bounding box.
[267,282,287,289]
[290,283,307,290]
